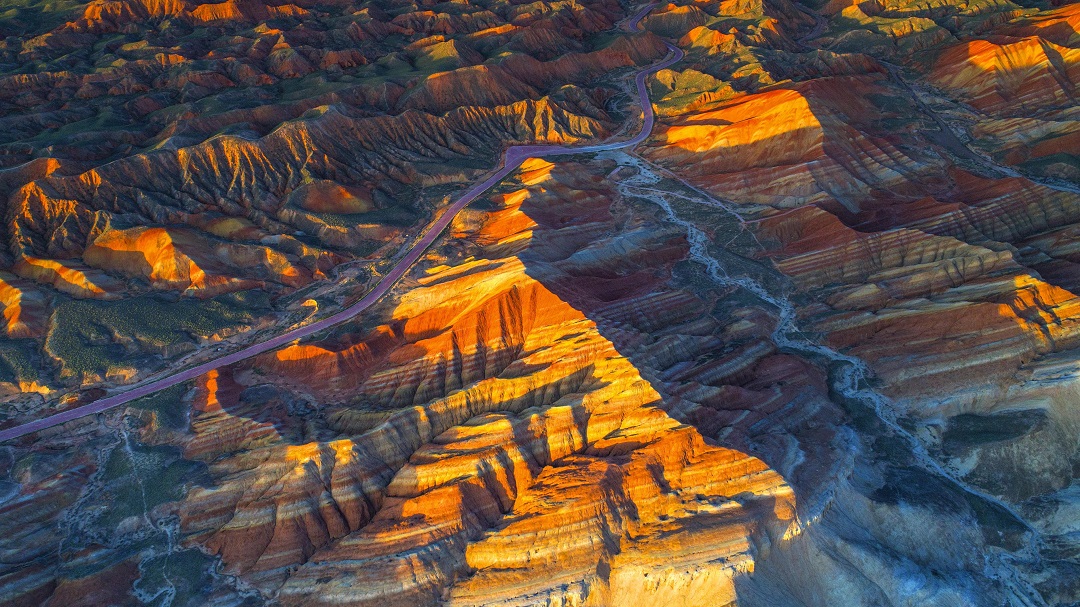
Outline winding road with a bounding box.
[0,4,683,443]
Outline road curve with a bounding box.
[0,4,682,443]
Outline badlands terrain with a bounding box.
[0,0,1079,604]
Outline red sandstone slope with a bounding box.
[0,0,666,396]
[640,0,1080,602]
[2,0,1080,605]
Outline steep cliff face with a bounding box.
[0,150,1036,606]
[166,159,797,605]
[0,0,666,400]
[0,157,804,606]
[641,0,1080,602]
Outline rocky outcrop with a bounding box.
[0,0,668,398]
[150,155,1024,605]
[930,36,1080,115]
[0,272,47,338]
[84,226,308,295]
[644,75,920,212]
[4,0,1080,605]
[162,159,798,603]
[644,0,1080,601]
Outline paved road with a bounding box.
[793,2,827,48]
[0,4,683,443]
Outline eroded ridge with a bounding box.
[3,0,1080,604]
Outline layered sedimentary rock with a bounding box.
[646,77,918,209]
[0,0,666,400]
[930,35,1080,115]
[641,0,1080,602]
[0,273,46,339]
[3,0,1080,605]
[166,160,794,605]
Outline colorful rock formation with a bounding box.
[2,0,1080,604]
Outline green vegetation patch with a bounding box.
[942,409,1047,454]
[1019,153,1080,182]
[308,204,420,229]
[30,106,130,144]
[46,290,270,380]
[0,0,87,39]
[127,382,192,431]
[98,442,201,527]
[134,546,231,607]
[0,339,39,384]
[653,68,736,114]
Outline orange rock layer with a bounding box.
[173,160,799,604]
